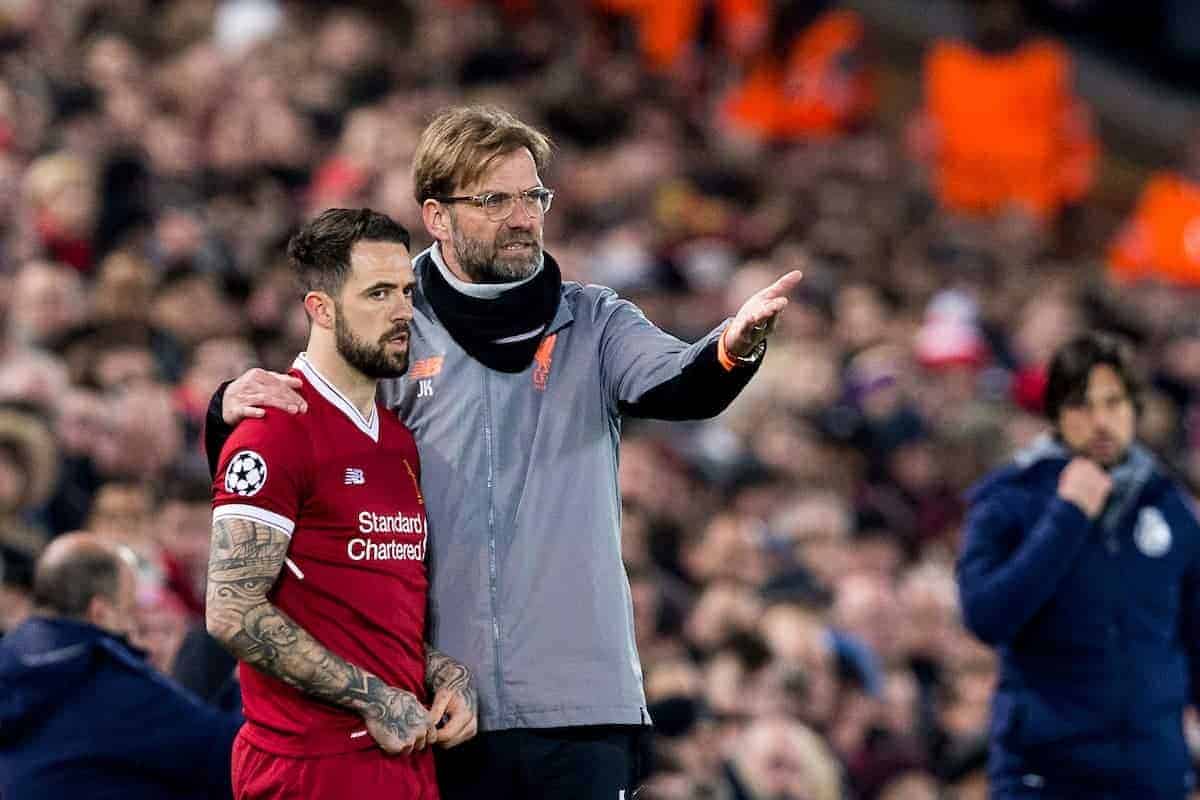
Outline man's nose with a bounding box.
[391,297,414,322]
[506,200,537,228]
[1087,407,1115,432]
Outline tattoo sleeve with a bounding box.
[426,646,478,715]
[205,517,426,736]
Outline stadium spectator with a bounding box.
[722,714,844,800]
[913,0,1097,223]
[0,407,57,558]
[0,532,241,799]
[5,260,87,349]
[22,152,98,272]
[1109,137,1200,287]
[593,0,769,75]
[720,1,874,143]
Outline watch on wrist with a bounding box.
[734,340,766,364]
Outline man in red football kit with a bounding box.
[205,208,477,800]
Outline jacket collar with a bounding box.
[2,616,144,666]
[1010,434,1159,534]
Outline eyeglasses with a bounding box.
[434,187,555,222]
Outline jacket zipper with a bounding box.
[482,369,504,718]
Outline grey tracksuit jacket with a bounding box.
[208,248,760,731]
[383,250,759,731]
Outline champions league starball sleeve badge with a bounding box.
[225,450,268,497]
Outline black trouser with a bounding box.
[435,725,648,800]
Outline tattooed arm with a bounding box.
[205,517,434,753]
[424,647,478,748]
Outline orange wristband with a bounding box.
[717,329,738,372]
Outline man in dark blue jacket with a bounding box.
[0,533,242,799]
[959,331,1200,799]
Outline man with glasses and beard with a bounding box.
[206,209,476,800]
[208,106,800,799]
[959,332,1200,799]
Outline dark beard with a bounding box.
[334,312,409,379]
[451,222,543,283]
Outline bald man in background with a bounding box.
[0,533,242,800]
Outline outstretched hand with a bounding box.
[722,270,804,359]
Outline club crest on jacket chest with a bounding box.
[1134,506,1172,558]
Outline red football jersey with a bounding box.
[212,354,430,757]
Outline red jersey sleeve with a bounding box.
[211,412,310,536]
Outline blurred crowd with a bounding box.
[1,1,1200,798]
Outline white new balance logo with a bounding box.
[344,468,365,485]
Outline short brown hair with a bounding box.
[287,208,411,296]
[412,105,552,204]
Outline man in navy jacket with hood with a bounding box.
[0,533,241,799]
[959,331,1200,799]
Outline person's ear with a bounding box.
[422,199,451,243]
[304,291,335,331]
[85,593,114,630]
